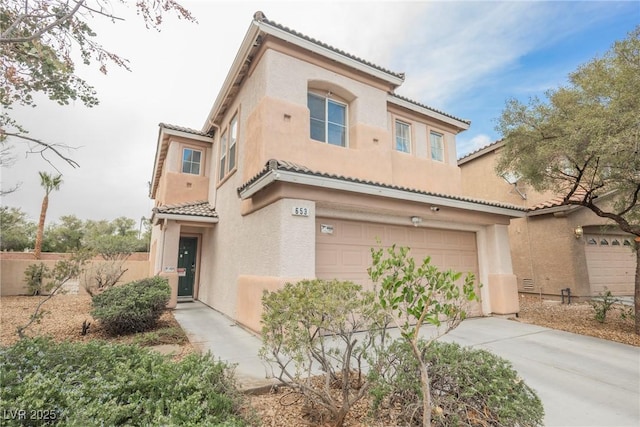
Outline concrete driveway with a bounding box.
[174,302,640,426]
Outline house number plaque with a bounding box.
[291,207,310,217]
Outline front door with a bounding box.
[177,237,197,298]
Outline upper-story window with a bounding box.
[219,131,227,181]
[430,131,444,162]
[228,115,238,171]
[182,148,202,175]
[395,120,411,153]
[218,112,239,182]
[308,92,347,147]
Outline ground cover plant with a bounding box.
[369,340,544,426]
[0,338,250,426]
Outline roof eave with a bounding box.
[153,212,219,223]
[457,140,505,165]
[257,20,405,88]
[239,169,525,218]
[204,16,406,130]
[204,19,262,129]
[388,94,470,131]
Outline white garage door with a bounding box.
[585,234,635,295]
[316,218,482,316]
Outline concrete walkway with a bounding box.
[173,301,640,427]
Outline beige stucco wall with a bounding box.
[242,49,464,196]
[459,148,555,207]
[1,254,150,296]
[155,137,212,206]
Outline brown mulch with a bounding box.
[515,294,640,347]
[0,294,195,359]
[1,293,638,427]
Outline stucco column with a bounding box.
[482,224,519,315]
[158,220,181,308]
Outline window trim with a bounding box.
[227,114,238,173]
[218,130,227,182]
[394,119,411,154]
[308,91,348,147]
[430,130,445,162]
[181,147,203,175]
[218,111,240,184]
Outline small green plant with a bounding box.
[368,245,479,427]
[23,263,49,295]
[0,338,249,426]
[91,276,171,335]
[369,340,544,427]
[590,289,618,323]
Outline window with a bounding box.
[587,238,597,245]
[228,115,238,172]
[219,131,227,181]
[623,239,632,246]
[612,239,621,246]
[395,120,411,153]
[218,113,239,182]
[430,131,444,162]
[308,93,347,147]
[600,239,609,245]
[182,148,201,175]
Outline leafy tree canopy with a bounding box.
[0,206,36,251]
[496,26,640,335]
[0,0,195,167]
[496,26,640,236]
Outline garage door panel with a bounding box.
[585,234,634,294]
[316,218,482,316]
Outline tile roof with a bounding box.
[238,159,526,212]
[153,200,218,218]
[257,13,405,82]
[528,190,587,212]
[389,93,471,126]
[457,140,504,163]
[159,123,214,138]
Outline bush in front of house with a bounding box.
[0,338,249,426]
[369,340,544,427]
[91,276,171,335]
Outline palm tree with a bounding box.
[33,172,63,259]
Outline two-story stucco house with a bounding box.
[148,12,527,332]
[458,140,636,301]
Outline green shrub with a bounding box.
[91,276,171,335]
[23,263,49,296]
[0,338,248,426]
[369,340,544,427]
[260,279,388,427]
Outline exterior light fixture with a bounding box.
[411,216,422,227]
[574,226,583,239]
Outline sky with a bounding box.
[1,0,638,225]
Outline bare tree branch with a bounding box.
[3,131,80,168]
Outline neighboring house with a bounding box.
[148,11,527,332]
[458,140,636,301]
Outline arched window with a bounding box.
[308,92,347,147]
